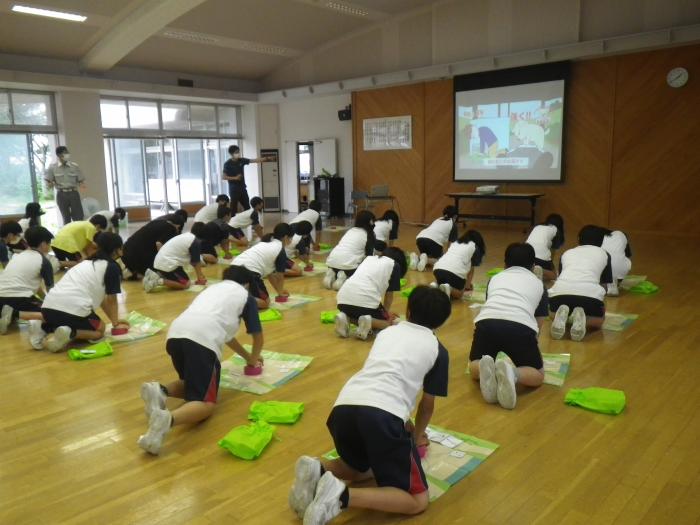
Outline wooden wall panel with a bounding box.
[352,84,425,223]
[609,45,700,236]
[352,43,700,237]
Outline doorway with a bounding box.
[296,142,313,210]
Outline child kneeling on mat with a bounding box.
[468,243,549,410]
[143,225,208,292]
[548,225,612,341]
[137,265,263,456]
[432,229,485,300]
[334,247,407,340]
[289,286,451,524]
[284,220,315,277]
[34,232,129,352]
[410,205,459,272]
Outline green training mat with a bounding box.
[248,401,304,424]
[218,421,275,460]
[104,311,166,343]
[564,387,626,415]
[67,341,114,360]
[324,425,498,502]
[220,347,313,395]
[463,283,487,304]
[620,274,646,290]
[602,312,639,332]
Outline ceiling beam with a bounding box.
[80,0,208,72]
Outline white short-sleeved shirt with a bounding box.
[290,209,320,240]
[548,245,610,301]
[373,219,393,243]
[336,255,398,309]
[231,238,284,277]
[42,259,120,317]
[433,241,476,279]
[285,234,308,258]
[0,250,53,298]
[167,281,259,360]
[475,266,547,333]
[18,218,31,231]
[229,208,260,229]
[334,322,449,422]
[194,204,219,224]
[526,224,558,261]
[602,231,631,280]
[417,217,455,246]
[154,233,197,272]
[326,227,369,270]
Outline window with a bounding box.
[12,92,53,126]
[0,93,10,124]
[0,134,33,215]
[176,139,205,202]
[162,103,189,131]
[128,100,159,129]
[190,105,216,132]
[218,106,238,135]
[113,139,147,207]
[101,99,128,128]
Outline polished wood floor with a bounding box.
[1,220,698,525]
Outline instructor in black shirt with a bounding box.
[223,145,269,212]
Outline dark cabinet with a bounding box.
[313,177,345,218]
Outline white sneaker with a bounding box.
[439,283,451,298]
[550,304,569,340]
[334,312,349,338]
[417,253,428,272]
[0,304,12,335]
[607,281,619,296]
[570,306,587,342]
[322,268,335,290]
[137,408,172,455]
[429,281,438,288]
[495,360,517,410]
[409,252,419,271]
[44,326,71,353]
[332,271,346,291]
[355,315,372,340]
[143,268,161,293]
[289,456,322,518]
[28,320,46,350]
[479,355,498,404]
[533,265,544,280]
[141,382,167,418]
[303,471,345,525]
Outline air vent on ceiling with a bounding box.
[162,30,221,45]
[325,1,369,17]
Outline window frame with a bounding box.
[0,89,58,133]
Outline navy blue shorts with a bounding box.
[433,269,466,291]
[166,338,220,403]
[327,405,428,494]
[416,238,443,259]
[549,294,605,318]
[156,266,190,285]
[41,307,102,336]
[534,257,555,271]
[469,319,543,369]
[338,303,389,322]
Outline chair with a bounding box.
[347,190,368,216]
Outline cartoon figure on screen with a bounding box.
[465,124,500,158]
[512,120,545,150]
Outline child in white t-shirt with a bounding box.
[137,265,263,456]
[289,286,451,524]
[143,229,207,292]
[192,194,230,225]
[373,210,399,254]
[324,210,376,291]
[548,225,613,341]
[525,213,565,281]
[228,197,264,245]
[334,247,408,340]
[230,223,292,309]
[91,208,126,235]
[432,229,485,300]
[290,200,322,250]
[469,243,549,409]
[0,226,54,340]
[36,232,129,352]
[410,205,459,272]
[284,220,314,277]
[599,227,632,296]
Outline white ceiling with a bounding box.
[0,0,437,81]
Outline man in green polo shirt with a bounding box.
[44,146,86,224]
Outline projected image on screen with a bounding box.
[454,80,565,182]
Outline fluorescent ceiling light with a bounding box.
[325,1,369,17]
[12,4,87,22]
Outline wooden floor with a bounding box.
[1,221,698,525]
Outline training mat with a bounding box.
[313,243,333,255]
[466,352,570,386]
[463,283,487,304]
[325,225,351,233]
[603,312,639,332]
[324,425,498,502]
[270,294,322,311]
[185,278,222,293]
[220,347,313,395]
[300,261,329,277]
[104,311,166,343]
[620,275,646,290]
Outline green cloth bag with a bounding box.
[486,267,504,277]
[564,387,626,415]
[400,278,407,288]
[248,401,304,424]
[259,309,283,322]
[67,341,113,360]
[218,421,275,460]
[318,243,332,250]
[629,280,659,294]
[320,310,339,324]
[401,286,416,298]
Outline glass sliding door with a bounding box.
[176,138,205,203]
[113,138,147,207]
[163,139,180,211]
[0,133,33,215]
